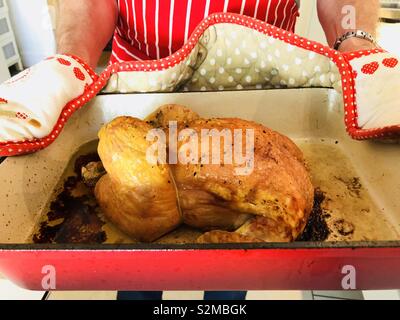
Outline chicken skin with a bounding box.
[145,104,200,128]
[95,117,182,242]
[94,105,314,243]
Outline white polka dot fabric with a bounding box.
[187,24,340,92]
[103,23,341,94]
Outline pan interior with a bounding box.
[29,138,400,246]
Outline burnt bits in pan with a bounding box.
[296,188,330,242]
[334,176,363,198]
[32,155,106,244]
[333,219,355,237]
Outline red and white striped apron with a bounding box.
[111,0,300,63]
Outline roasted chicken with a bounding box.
[94,104,314,243]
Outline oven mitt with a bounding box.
[342,51,400,139]
[102,23,342,93]
[0,13,399,157]
[0,54,99,156]
[101,14,400,140]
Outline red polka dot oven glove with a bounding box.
[0,54,99,156]
[341,50,400,140]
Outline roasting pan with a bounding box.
[0,88,400,291]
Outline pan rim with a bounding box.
[1,240,400,251]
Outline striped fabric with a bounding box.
[111,0,300,63]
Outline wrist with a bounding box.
[56,41,97,69]
[337,37,379,53]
